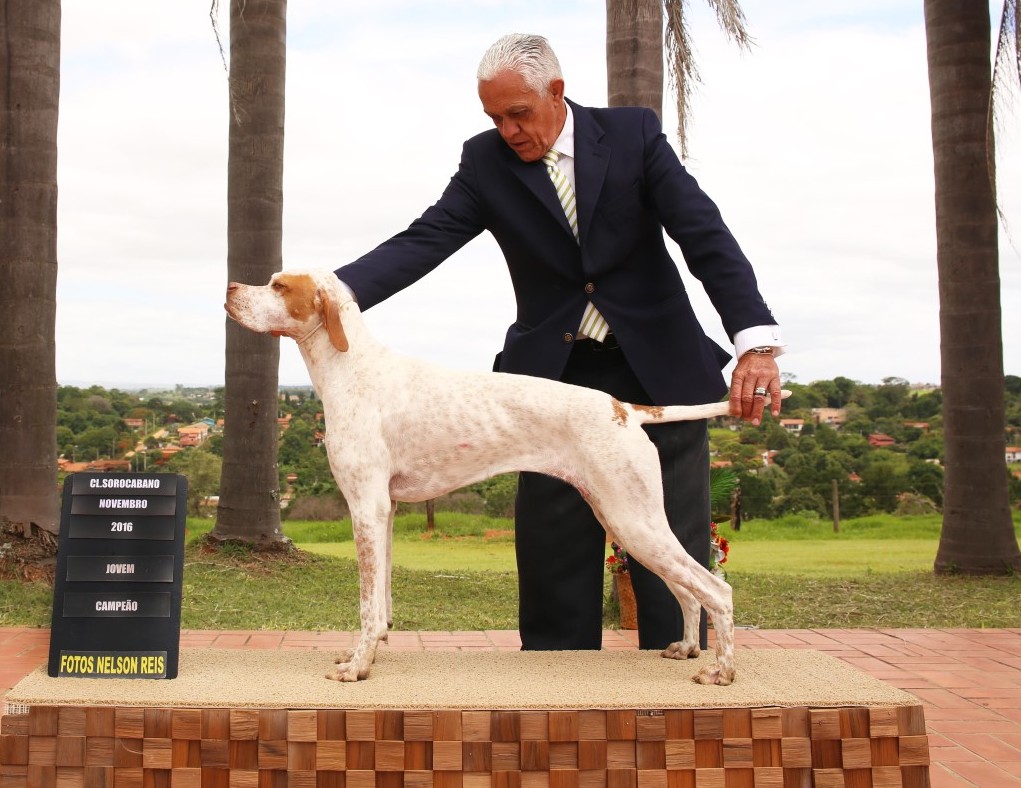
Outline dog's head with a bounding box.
[224,269,350,352]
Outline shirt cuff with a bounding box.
[734,325,785,359]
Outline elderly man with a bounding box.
[336,33,783,652]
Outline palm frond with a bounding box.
[990,0,1020,243]
[663,0,752,158]
[709,466,739,510]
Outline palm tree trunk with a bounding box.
[606,0,664,118]
[0,0,61,535]
[212,0,288,547]
[925,0,1021,574]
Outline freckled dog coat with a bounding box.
[225,269,786,684]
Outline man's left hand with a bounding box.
[729,352,782,425]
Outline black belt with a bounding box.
[570,333,620,353]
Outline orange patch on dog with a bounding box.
[275,273,318,322]
[611,398,629,426]
[632,404,665,419]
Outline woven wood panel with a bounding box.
[1,704,930,788]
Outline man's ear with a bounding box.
[549,78,565,103]
[319,287,349,352]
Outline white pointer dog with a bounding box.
[225,269,788,685]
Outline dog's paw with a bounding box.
[661,639,700,660]
[692,663,735,686]
[326,664,368,682]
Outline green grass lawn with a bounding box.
[293,511,1018,578]
[301,537,942,577]
[2,513,1018,631]
[302,540,519,573]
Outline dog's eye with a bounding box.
[271,282,287,292]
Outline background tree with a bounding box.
[0,0,61,537]
[209,0,290,548]
[166,449,223,517]
[606,0,750,157]
[924,0,1021,574]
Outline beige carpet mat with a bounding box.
[5,648,918,711]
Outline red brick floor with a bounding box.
[2,626,1020,786]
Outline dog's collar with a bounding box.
[296,321,324,346]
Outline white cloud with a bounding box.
[54,0,1021,388]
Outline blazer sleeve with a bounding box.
[334,144,486,311]
[640,109,777,340]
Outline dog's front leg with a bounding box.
[385,501,395,629]
[329,498,391,682]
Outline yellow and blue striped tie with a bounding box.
[543,149,610,342]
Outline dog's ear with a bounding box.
[319,287,349,352]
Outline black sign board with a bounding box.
[48,473,187,679]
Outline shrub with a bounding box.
[284,494,349,521]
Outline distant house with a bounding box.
[868,433,896,448]
[1007,446,1021,463]
[811,408,846,427]
[58,459,92,473]
[123,418,144,429]
[58,458,131,473]
[904,421,930,432]
[86,459,132,472]
[780,418,804,434]
[178,423,210,447]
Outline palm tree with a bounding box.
[0,0,61,538]
[925,0,1021,574]
[209,0,290,548]
[606,0,751,157]
[604,0,749,646]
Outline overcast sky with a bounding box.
[56,0,1021,390]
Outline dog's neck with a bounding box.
[296,321,324,346]
[294,300,379,400]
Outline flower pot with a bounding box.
[615,572,637,630]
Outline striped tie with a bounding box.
[543,149,610,342]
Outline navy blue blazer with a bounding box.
[336,99,777,406]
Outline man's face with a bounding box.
[478,70,566,163]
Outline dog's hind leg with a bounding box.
[646,543,734,685]
[592,459,735,685]
[660,587,703,661]
[589,495,701,661]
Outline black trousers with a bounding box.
[514,337,711,651]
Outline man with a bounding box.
[336,33,783,652]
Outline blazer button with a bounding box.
[563,332,574,343]
[584,282,595,294]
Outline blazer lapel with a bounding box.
[502,100,610,245]
[569,100,610,246]
[503,146,576,241]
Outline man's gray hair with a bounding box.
[477,34,563,94]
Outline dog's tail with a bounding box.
[626,390,792,425]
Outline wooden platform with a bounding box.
[0,648,930,786]
[1,703,930,787]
